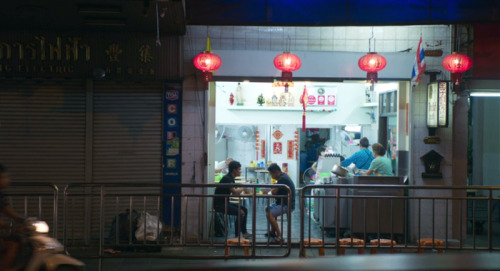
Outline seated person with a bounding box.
[213,160,251,239]
[215,158,233,174]
[265,163,295,243]
[360,143,394,176]
[0,164,25,270]
[341,137,374,171]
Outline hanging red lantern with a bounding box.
[442,52,473,85]
[193,52,222,82]
[274,52,302,83]
[358,52,387,83]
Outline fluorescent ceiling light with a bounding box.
[470,92,500,97]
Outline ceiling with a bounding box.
[0,0,499,35]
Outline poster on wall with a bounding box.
[307,87,338,107]
[163,82,182,228]
[273,142,282,154]
[287,140,294,159]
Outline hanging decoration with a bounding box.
[261,140,266,159]
[255,131,260,160]
[300,85,308,132]
[294,131,299,160]
[358,52,387,83]
[274,37,302,93]
[442,52,473,85]
[287,140,294,159]
[272,129,283,140]
[273,142,282,154]
[358,28,387,84]
[193,35,222,83]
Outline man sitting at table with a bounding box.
[266,163,295,243]
[214,160,252,239]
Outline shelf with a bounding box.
[227,106,337,112]
[360,103,378,108]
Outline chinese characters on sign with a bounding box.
[438,82,448,127]
[427,81,449,128]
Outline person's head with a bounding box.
[371,143,386,156]
[227,160,241,176]
[316,145,327,157]
[267,163,282,180]
[0,164,11,189]
[225,158,233,165]
[359,137,370,148]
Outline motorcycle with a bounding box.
[9,219,85,271]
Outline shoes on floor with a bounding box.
[265,232,277,238]
[270,236,283,244]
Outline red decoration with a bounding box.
[442,52,473,85]
[300,85,308,132]
[229,93,234,105]
[193,52,221,82]
[272,130,283,140]
[274,52,302,83]
[273,142,282,154]
[358,52,387,83]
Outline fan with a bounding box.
[215,125,226,144]
[236,126,255,142]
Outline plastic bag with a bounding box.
[135,212,163,241]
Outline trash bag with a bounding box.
[135,212,163,241]
[108,209,140,244]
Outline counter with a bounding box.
[312,175,406,235]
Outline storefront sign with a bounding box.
[427,81,449,128]
[261,140,266,159]
[307,86,338,107]
[163,82,182,227]
[0,33,178,79]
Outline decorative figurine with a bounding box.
[236,82,245,106]
[229,93,234,105]
[279,93,287,106]
[271,92,279,106]
[287,92,295,107]
[266,98,272,106]
[257,93,265,106]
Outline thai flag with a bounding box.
[411,37,426,87]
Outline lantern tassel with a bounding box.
[302,112,306,132]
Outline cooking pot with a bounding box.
[332,164,349,177]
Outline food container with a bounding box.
[332,164,349,177]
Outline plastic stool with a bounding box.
[338,238,365,255]
[303,238,325,257]
[417,238,444,254]
[369,239,397,254]
[225,237,251,256]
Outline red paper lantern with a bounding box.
[274,52,302,82]
[358,52,387,83]
[442,52,473,85]
[193,52,222,82]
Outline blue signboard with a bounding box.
[163,83,182,228]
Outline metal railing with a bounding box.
[3,182,59,238]
[62,183,293,261]
[299,184,500,256]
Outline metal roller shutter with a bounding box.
[89,82,163,241]
[0,79,86,238]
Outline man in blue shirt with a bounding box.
[266,163,295,243]
[341,137,374,171]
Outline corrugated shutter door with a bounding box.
[0,80,86,238]
[91,82,163,240]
